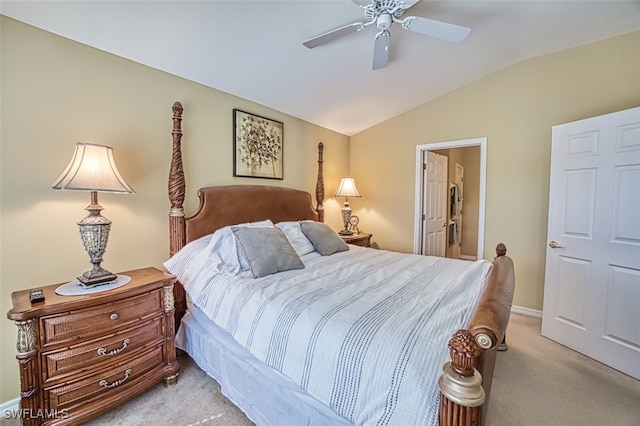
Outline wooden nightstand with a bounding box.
[340,232,372,247]
[6,267,179,426]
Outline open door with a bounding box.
[542,107,640,379]
[422,151,447,256]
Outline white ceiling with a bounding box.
[2,0,639,136]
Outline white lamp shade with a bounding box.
[51,142,134,193]
[335,177,361,198]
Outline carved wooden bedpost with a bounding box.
[439,244,514,426]
[316,142,325,222]
[439,330,485,425]
[169,101,186,256]
[168,101,186,327]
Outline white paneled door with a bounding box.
[423,151,447,256]
[542,107,640,379]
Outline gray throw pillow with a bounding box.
[232,227,304,278]
[300,221,349,256]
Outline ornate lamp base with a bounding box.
[340,203,353,235]
[77,267,117,287]
[77,191,117,288]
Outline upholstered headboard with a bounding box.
[185,185,320,243]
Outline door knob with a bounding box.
[548,240,564,249]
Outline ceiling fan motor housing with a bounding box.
[365,0,406,23]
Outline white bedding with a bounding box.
[171,244,490,426]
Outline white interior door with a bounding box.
[541,107,640,379]
[422,151,447,256]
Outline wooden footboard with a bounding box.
[439,245,515,426]
[166,101,515,426]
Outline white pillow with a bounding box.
[275,221,316,256]
[163,234,213,289]
[207,219,274,275]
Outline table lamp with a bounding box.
[51,142,134,287]
[335,177,361,236]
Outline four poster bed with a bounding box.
[164,102,515,426]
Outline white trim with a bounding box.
[0,398,20,415]
[414,138,487,259]
[512,305,543,318]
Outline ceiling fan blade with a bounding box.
[401,0,421,8]
[351,0,374,7]
[303,22,364,49]
[401,16,471,43]
[372,30,390,70]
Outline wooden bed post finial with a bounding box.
[439,329,485,425]
[448,329,482,376]
[316,142,325,223]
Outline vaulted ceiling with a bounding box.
[2,1,639,135]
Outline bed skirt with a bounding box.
[176,305,352,426]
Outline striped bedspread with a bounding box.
[183,246,491,426]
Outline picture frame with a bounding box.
[233,109,283,179]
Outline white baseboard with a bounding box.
[512,305,542,318]
[0,397,19,415]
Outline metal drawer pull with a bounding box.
[99,368,132,389]
[109,313,119,320]
[97,338,130,356]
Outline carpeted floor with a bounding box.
[485,314,640,425]
[2,313,638,425]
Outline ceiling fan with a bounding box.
[303,0,471,70]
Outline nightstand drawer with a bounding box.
[42,315,164,382]
[43,343,164,411]
[41,289,163,346]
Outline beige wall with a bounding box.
[2,15,638,404]
[350,31,640,313]
[0,17,349,402]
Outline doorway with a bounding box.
[413,138,487,259]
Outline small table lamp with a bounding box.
[51,143,134,287]
[335,177,361,236]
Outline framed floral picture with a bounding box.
[233,109,283,179]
